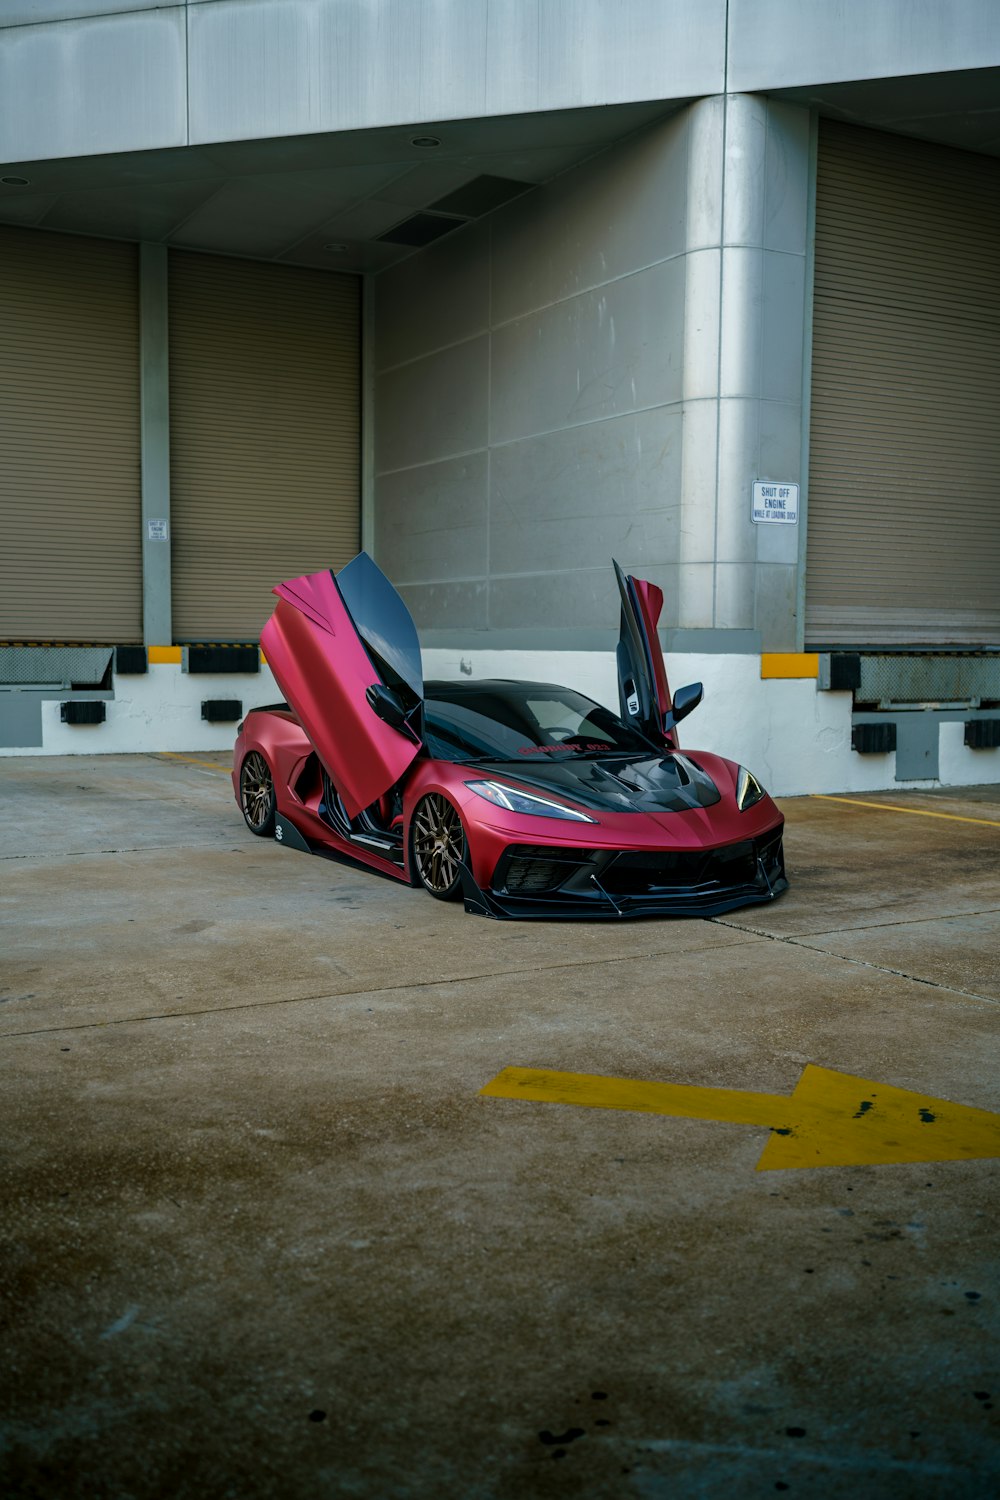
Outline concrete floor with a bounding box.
[1,752,999,1498]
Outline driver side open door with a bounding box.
[261,553,424,819]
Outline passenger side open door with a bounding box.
[614,559,677,749]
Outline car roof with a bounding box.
[424,678,570,698]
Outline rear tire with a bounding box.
[411,793,468,902]
[240,750,276,837]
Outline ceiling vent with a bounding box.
[378,213,465,247]
[430,175,533,217]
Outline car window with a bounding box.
[336,551,423,700]
[423,686,657,762]
[525,696,620,747]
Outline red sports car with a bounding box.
[232,553,787,919]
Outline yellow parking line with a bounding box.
[810,793,1000,829]
[157,752,231,775]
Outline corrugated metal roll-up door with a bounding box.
[806,122,1000,647]
[169,252,360,642]
[0,227,140,643]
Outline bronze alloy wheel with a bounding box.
[240,750,276,836]
[411,793,468,901]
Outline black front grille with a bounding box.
[493,834,784,902]
[757,832,784,876]
[495,845,596,895]
[602,840,758,896]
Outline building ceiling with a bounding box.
[0,100,677,274]
[776,66,1000,158]
[0,68,995,276]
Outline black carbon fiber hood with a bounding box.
[470,752,722,814]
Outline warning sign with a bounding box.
[752,482,799,524]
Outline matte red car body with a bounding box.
[233,553,788,918]
[231,709,782,894]
[262,570,420,818]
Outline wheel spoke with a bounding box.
[413,794,466,895]
[241,752,273,831]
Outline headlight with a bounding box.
[465,779,596,823]
[736,766,766,812]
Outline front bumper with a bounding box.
[461,830,788,920]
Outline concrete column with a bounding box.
[676,94,812,651]
[139,242,172,646]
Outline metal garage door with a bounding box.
[806,121,1000,647]
[169,252,360,643]
[0,227,141,644]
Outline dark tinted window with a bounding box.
[424,684,657,762]
[336,552,423,701]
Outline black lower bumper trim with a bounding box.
[467,832,788,920]
[462,870,789,921]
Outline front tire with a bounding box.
[240,750,276,837]
[411,793,468,902]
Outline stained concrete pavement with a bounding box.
[1,753,999,1497]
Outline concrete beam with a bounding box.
[139,243,171,646]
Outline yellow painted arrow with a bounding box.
[480,1065,1000,1171]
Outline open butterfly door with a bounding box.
[613,559,677,749]
[260,552,424,819]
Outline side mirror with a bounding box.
[663,681,703,734]
[366,682,408,731]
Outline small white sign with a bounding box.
[752,482,799,524]
[147,518,169,542]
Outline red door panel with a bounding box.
[261,566,421,819]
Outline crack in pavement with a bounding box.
[718,905,1000,939]
[0,930,767,1039]
[6,909,997,1039]
[1,841,239,861]
[711,917,1000,1009]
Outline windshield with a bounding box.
[423,683,660,763]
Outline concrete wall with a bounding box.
[4,1,998,166]
[373,114,687,644]
[0,0,725,163]
[0,661,284,758]
[728,0,1000,92]
[373,97,812,652]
